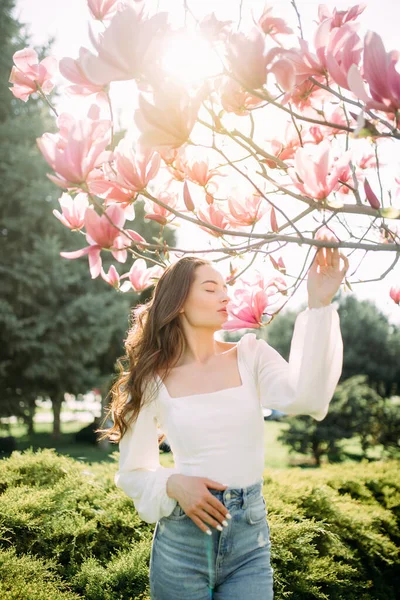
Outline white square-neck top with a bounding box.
[115,304,343,523]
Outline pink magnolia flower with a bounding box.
[222,285,269,331]
[218,76,264,116]
[281,78,327,111]
[183,181,195,211]
[53,192,89,230]
[197,204,231,237]
[135,83,202,149]
[160,147,188,182]
[318,3,366,27]
[348,31,400,113]
[221,272,287,331]
[324,24,363,90]
[37,107,111,188]
[284,18,362,92]
[9,47,57,101]
[389,286,400,305]
[199,12,232,42]
[226,27,269,90]
[144,191,179,226]
[314,225,340,244]
[288,141,350,200]
[88,168,137,206]
[59,47,107,101]
[183,157,224,187]
[100,264,120,288]
[226,193,268,227]
[364,179,381,209]
[256,4,293,40]
[263,122,304,166]
[79,3,168,85]
[113,139,161,192]
[60,203,144,278]
[120,258,163,292]
[87,0,121,20]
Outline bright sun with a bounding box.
[161,31,223,86]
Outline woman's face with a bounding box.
[179,264,231,329]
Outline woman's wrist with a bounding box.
[307,298,332,309]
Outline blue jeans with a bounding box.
[149,478,274,599]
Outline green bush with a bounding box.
[0,448,399,599]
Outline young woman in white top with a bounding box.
[99,249,348,599]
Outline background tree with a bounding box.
[0,0,176,438]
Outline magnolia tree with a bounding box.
[8,0,400,331]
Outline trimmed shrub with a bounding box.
[0,547,80,600]
[0,448,398,599]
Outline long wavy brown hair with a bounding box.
[96,256,211,444]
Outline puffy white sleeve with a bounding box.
[243,304,343,421]
[114,388,180,523]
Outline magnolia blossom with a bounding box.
[100,264,120,288]
[197,204,231,237]
[288,141,350,201]
[9,47,57,101]
[53,192,89,230]
[120,258,163,292]
[257,4,293,40]
[226,27,269,90]
[37,107,111,188]
[389,286,400,305]
[348,31,400,113]
[144,191,179,226]
[135,83,203,149]
[88,168,137,207]
[87,0,122,20]
[60,203,144,278]
[364,179,381,209]
[222,285,269,331]
[59,47,107,101]
[79,3,168,85]
[318,3,366,28]
[226,193,268,226]
[199,12,232,42]
[221,272,288,331]
[183,157,224,187]
[113,139,161,192]
[217,76,264,116]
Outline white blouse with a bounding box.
[114,303,343,523]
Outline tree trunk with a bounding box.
[27,402,35,436]
[312,441,322,467]
[98,378,113,450]
[50,391,64,439]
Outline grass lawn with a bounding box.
[1,418,387,468]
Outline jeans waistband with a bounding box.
[207,478,264,508]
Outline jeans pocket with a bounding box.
[165,502,188,520]
[245,495,267,525]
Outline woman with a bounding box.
[99,248,348,599]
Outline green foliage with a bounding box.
[0,0,177,432]
[278,375,399,464]
[0,449,399,599]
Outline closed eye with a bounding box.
[205,290,215,293]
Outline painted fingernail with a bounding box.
[226,513,232,519]
[205,529,212,535]
[222,520,228,527]
[216,525,223,531]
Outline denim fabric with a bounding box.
[149,479,274,599]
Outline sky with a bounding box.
[14,0,400,325]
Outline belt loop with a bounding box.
[242,487,248,509]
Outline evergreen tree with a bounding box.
[0,0,175,437]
